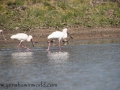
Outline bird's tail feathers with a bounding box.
[10,35,16,39]
[47,35,52,39]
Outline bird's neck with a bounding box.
[63,32,67,38]
[27,36,31,42]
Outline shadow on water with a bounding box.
[0,43,120,90]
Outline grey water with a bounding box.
[0,43,120,90]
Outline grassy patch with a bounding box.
[0,0,120,31]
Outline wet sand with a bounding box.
[0,27,120,46]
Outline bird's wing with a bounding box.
[11,33,28,40]
[47,31,64,39]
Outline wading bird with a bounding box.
[0,30,6,42]
[47,28,73,51]
[10,33,34,51]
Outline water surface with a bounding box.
[0,43,120,90]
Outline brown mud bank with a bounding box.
[0,27,120,47]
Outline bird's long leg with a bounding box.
[21,43,30,51]
[58,41,61,51]
[47,40,51,51]
[18,42,22,51]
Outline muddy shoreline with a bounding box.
[0,27,120,47]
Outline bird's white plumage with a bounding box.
[48,31,65,40]
[47,28,67,41]
[0,30,2,32]
[10,33,32,42]
[10,33,34,51]
[47,28,69,51]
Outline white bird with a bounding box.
[0,30,6,42]
[10,33,34,51]
[47,28,73,51]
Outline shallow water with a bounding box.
[0,43,120,90]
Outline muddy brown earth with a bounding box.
[0,27,120,47]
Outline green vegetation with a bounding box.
[0,0,120,30]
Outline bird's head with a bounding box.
[63,28,73,39]
[62,28,68,33]
[27,35,33,42]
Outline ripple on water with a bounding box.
[0,43,120,90]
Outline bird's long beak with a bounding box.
[1,32,7,42]
[67,32,73,39]
[31,39,34,47]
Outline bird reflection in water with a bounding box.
[11,52,33,65]
[47,51,69,64]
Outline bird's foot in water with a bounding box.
[26,48,30,51]
[46,49,49,52]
